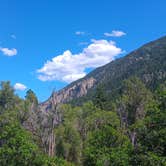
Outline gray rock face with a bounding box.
[39,77,96,112]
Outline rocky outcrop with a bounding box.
[39,77,96,112]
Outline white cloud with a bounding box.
[37,39,123,83]
[14,83,27,91]
[75,31,85,35]
[11,34,16,39]
[0,47,17,56]
[104,30,126,37]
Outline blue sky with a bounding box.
[0,0,166,102]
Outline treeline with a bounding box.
[0,77,166,165]
[0,81,72,166]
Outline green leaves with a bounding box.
[0,81,15,113]
[54,105,82,164]
[84,125,132,166]
[0,79,165,165]
[93,85,107,110]
[130,82,166,165]
[0,119,38,165]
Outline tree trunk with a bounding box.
[130,131,136,147]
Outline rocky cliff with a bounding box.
[39,77,96,112]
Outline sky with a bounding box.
[0,0,166,102]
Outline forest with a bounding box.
[0,77,166,166]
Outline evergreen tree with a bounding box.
[93,85,106,110]
[25,89,38,111]
[0,81,15,112]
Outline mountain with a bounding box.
[39,36,166,111]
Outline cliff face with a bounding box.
[40,36,166,111]
[39,77,96,112]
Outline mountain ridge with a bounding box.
[39,36,166,111]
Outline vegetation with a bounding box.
[70,36,166,106]
[0,82,72,166]
[0,77,165,165]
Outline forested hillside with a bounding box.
[40,36,166,109]
[70,35,166,105]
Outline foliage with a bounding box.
[0,82,72,166]
[0,81,15,113]
[93,85,107,110]
[26,89,38,104]
[55,105,82,164]
[0,77,166,165]
[130,82,166,165]
[83,125,132,166]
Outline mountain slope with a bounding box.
[40,36,166,111]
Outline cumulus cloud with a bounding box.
[14,83,27,91]
[37,39,123,83]
[104,30,126,37]
[75,31,85,35]
[0,47,17,56]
